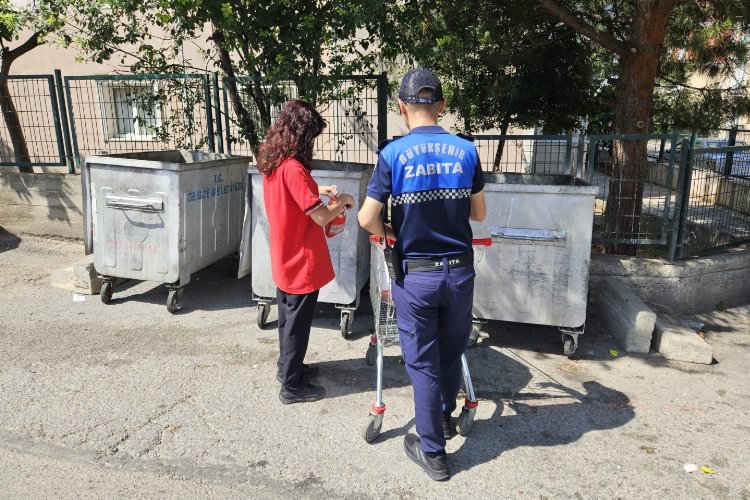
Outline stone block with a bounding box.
[653,314,714,364]
[594,278,656,353]
[50,255,122,295]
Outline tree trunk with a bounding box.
[211,29,261,155]
[0,34,42,173]
[492,121,510,172]
[602,2,674,255]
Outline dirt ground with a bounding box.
[1,230,749,499]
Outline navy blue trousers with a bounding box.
[393,261,475,454]
[276,288,319,390]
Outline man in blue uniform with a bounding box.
[358,68,486,481]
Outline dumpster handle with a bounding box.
[491,228,566,243]
[105,195,164,212]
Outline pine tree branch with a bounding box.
[534,0,628,56]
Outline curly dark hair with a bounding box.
[257,100,326,175]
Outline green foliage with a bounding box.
[0,0,66,48]
[394,0,602,134]
[64,0,397,149]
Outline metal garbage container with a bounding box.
[245,160,372,337]
[82,150,252,312]
[470,173,598,356]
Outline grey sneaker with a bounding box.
[403,433,450,481]
[279,382,326,405]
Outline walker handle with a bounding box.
[369,234,396,246]
[472,238,492,246]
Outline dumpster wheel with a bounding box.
[167,288,183,314]
[257,302,271,329]
[340,311,352,339]
[467,326,480,348]
[100,280,113,304]
[560,324,583,358]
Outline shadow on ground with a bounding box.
[0,226,21,253]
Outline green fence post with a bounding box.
[212,72,224,154]
[575,134,585,179]
[63,76,81,170]
[586,137,597,183]
[54,70,75,173]
[723,127,737,176]
[669,139,693,260]
[203,75,215,153]
[376,72,388,144]
[221,79,232,155]
[564,135,573,177]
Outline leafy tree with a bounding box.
[65,0,398,153]
[532,0,750,254]
[395,0,603,170]
[0,0,66,172]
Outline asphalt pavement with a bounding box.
[0,232,748,499]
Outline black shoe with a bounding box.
[403,433,450,481]
[276,363,320,384]
[442,413,455,440]
[279,382,326,405]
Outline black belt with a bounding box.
[404,251,473,274]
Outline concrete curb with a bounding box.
[593,278,655,353]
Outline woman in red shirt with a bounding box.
[257,100,354,404]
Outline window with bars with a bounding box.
[97,82,162,141]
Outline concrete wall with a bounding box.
[0,173,83,240]
[590,247,750,314]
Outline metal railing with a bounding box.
[472,134,578,176]
[64,74,214,169]
[586,134,679,247]
[0,74,68,169]
[222,73,387,165]
[670,141,750,259]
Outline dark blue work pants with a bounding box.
[393,261,475,454]
[276,288,319,390]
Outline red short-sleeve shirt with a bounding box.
[263,158,334,294]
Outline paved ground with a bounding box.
[1,231,749,499]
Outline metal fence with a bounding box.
[0,74,67,168]
[670,141,750,259]
[472,135,579,176]
[3,74,750,260]
[64,74,214,167]
[586,134,679,247]
[222,74,387,165]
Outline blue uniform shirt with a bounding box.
[366,125,485,259]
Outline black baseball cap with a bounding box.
[398,67,444,104]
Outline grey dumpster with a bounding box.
[82,150,252,312]
[470,173,598,356]
[245,160,372,337]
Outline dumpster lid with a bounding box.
[84,150,253,171]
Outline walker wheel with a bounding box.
[365,343,377,366]
[457,407,475,436]
[362,413,384,443]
